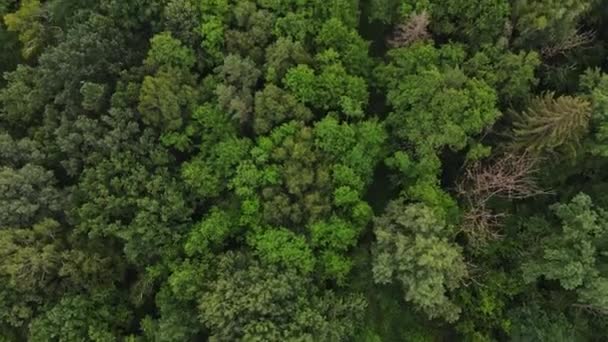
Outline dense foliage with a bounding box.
[1,0,608,340]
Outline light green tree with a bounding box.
[3,0,47,59]
[378,42,499,153]
[198,252,366,341]
[523,194,608,313]
[373,200,468,322]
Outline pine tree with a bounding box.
[510,92,591,156]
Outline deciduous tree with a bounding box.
[373,200,468,322]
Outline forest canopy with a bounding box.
[1,0,608,341]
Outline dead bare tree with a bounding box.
[541,30,595,58]
[457,153,550,247]
[458,153,546,202]
[388,11,431,48]
[460,207,506,245]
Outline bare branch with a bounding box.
[458,153,549,204]
[457,153,550,247]
[388,11,431,48]
[541,30,595,58]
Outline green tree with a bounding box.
[215,54,261,126]
[180,104,249,198]
[523,194,608,313]
[0,65,43,130]
[138,69,197,132]
[71,106,192,266]
[99,0,166,31]
[581,69,608,157]
[264,37,311,84]
[284,53,369,118]
[198,252,366,341]
[139,279,203,341]
[377,42,499,218]
[0,2,20,80]
[247,227,315,274]
[465,45,540,106]
[510,93,591,157]
[3,0,48,59]
[508,304,580,341]
[0,219,64,330]
[80,82,107,112]
[511,0,593,50]
[378,42,499,153]
[3,0,608,340]
[161,0,201,46]
[144,32,195,71]
[315,18,372,77]
[253,84,312,135]
[74,151,192,266]
[373,200,468,322]
[198,0,229,67]
[28,291,131,342]
[429,0,510,47]
[228,118,385,280]
[139,32,198,133]
[0,217,121,334]
[0,133,43,167]
[35,13,132,112]
[224,1,275,64]
[0,164,63,229]
[366,0,401,23]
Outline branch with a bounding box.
[457,153,550,247]
[541,30,595,59]
[388,11,431,48]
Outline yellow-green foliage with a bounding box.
[511,92,591,156]
[3,0,45,59]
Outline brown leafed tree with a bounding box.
[388,11,431,48]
